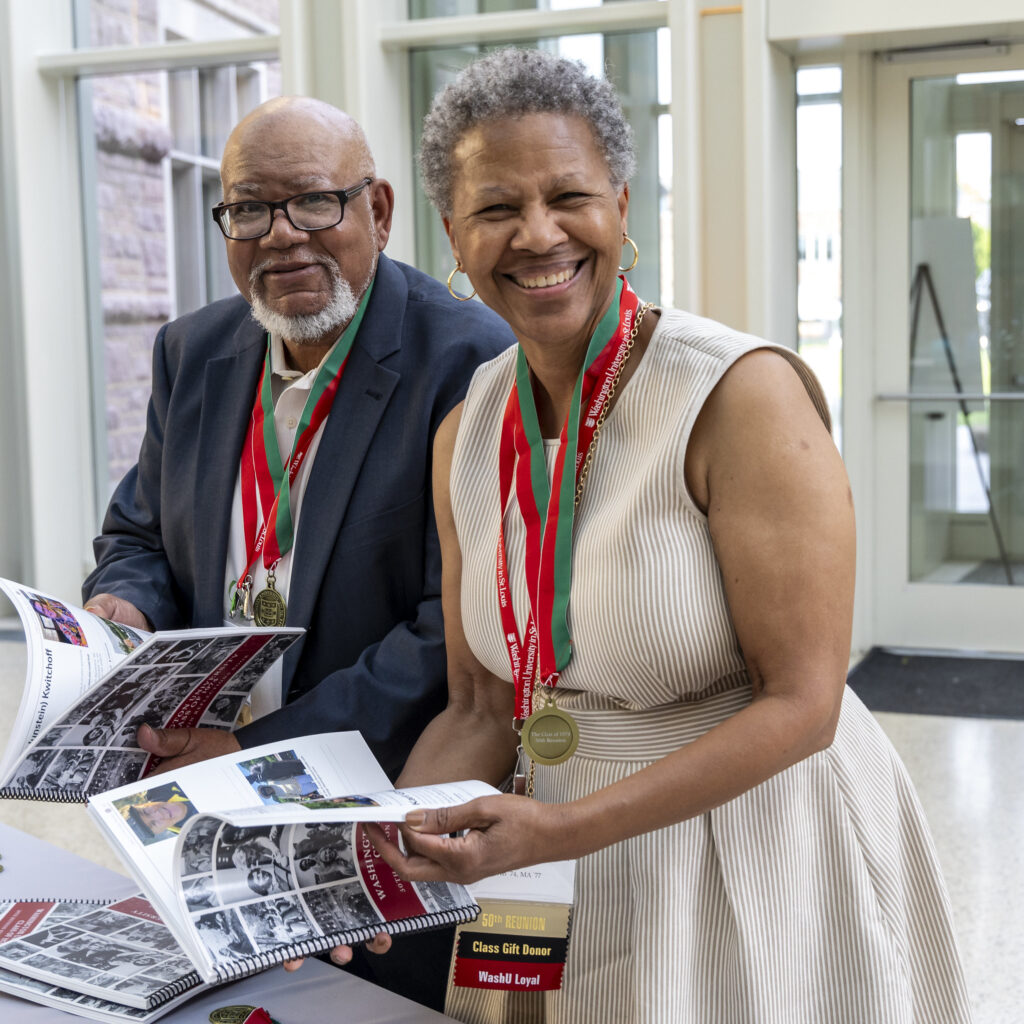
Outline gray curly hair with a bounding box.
[418,47,636,218]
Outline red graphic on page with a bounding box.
[144,634,273,774]
[356,823,427,920]
[108,896,162,923]
[0,902,52,942]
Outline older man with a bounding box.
[82,97,514,1008]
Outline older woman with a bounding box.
[364,49,972,1022]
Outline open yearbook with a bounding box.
[0,895,206,1022]
[87,732,494,985]
[0,578,301,802]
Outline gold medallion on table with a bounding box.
[209,1007,256,1024]
[520,699,579,765]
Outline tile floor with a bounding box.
[874,709,1024,1022]
[0,636,1019,1021]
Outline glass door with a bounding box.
[873,46,1024,652]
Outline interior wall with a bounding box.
[1,0,94,600]
[0,8,32,588]
[840,51,877,658]
[699,10,746,330]
[745,9,797,346]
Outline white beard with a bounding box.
[248,253,368,344]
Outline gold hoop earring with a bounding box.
[447,264,476,301]
[618,235,639,273]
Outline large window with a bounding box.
[75,0,280,491]
[4,0,795,595]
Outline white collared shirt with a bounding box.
[223,331,338,719]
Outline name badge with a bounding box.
[451,860,575,992]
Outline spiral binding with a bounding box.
[0,786,88,803]
[3,895,109,906]
[145,969,203,1008]
[210,902,480,983]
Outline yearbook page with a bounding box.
[0,578,302,802]
[0,579,152,779]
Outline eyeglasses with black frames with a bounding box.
[211,177,373,240]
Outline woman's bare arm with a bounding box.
[370,350,856,883]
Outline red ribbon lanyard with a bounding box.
[238,355,344,578]
[233,280,375,601]
[496,278,641,720]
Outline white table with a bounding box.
[0,823,455,1023]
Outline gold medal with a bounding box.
[520,698,579,765]
[209,1007,256,1024]
[252,568,287,626]
[252,586,287,626]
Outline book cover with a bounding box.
[0,895,201,1010]
[0,895,206,1022]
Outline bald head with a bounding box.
[221,96,376,196]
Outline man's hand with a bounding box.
[283,932,392,973]
[137,723,241,774]
[83,593,152,631]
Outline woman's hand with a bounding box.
[282,932,392,973]
[365,795,564,885]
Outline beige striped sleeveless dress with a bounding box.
[445,308,973,1024]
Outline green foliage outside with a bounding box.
[972,220,991,277]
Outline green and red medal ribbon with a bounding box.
[233,279,375,608]
[496,277,641,718]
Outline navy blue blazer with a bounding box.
[84,255,515,779]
